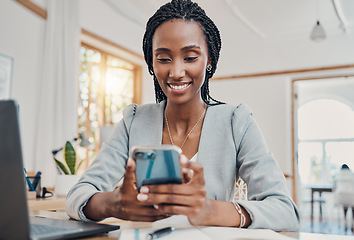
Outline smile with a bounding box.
[167,83,191,90]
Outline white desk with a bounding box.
[28,198,351,240]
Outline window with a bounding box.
[77,44,141,169]
[298,99,354,186]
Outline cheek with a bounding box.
[152,62,168,80]
[188,63,206,81]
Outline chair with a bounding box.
[333,168,354,232]
[302,190,328,226]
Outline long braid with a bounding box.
[143,0,224,105]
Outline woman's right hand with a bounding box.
[83,158,168,222]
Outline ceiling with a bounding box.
[31,0,354,75]
[100,0,354,76]
[104,0,354,43]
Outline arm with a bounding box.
[82,159,168,222]
[232,104,300,231]
[65,117,130,221]
[66,104,167,222]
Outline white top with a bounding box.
[190,153,198,162]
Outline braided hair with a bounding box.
[142,0,224,105]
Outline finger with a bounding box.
[180,155,193,183]
[123,158,136,183]
[144,184,202,195]
[179,154,188,166]
[184,162,205,184]
[182,168,192,183]
[138,193,203,207]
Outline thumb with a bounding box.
[179,154,188,166]
[179,154,193,183]
[123,158,136,186]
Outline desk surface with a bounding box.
[28,196,66,211]
[28,197,351,240]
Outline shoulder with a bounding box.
[136,101,165,115]
[207,103,253,121]
[205,104,255,142]
[122,101,165,122]
[209,104,259,146]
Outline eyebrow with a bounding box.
[181,45,200,51]
[154,45,201,53]
[154,47,171,53]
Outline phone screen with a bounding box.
[132,145,182,190]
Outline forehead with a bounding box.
[152,19,207,50]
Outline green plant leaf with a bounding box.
[75,159,84,174]
[64,141,76,175]
[54,157,69,175]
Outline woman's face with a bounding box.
[152,19,210,105]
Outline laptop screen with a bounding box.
[0,100,120,239]
[0,100,30,239]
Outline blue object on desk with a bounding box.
[23,168,35,191]
[32,171,41,189]
[134,229,139,240]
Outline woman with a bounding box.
[66,0,299,231]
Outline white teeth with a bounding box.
[169,83,189,90]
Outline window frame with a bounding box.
[78,41,143,170]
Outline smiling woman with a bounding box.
[152,19,210,107]
[66,0,299,231]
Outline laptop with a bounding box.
[0,100,120,239]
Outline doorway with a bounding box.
[292,76,354,234]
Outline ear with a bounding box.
[207,58,212,66]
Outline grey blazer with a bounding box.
[66,100,299,231]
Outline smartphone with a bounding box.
[132,145,182,191]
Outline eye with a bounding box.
[185,56,198,62]
[156,57,171,63]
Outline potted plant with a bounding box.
[53,141,84,196]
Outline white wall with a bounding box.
[0,0,45,171]
[79,0,144,56]
[217,33,354,77]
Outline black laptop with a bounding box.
[0,100,120,239]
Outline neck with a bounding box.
[165,99,205,122]
[164,99,207,149]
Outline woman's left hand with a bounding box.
[136,159,212,225]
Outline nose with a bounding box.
[169,60,185,79]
